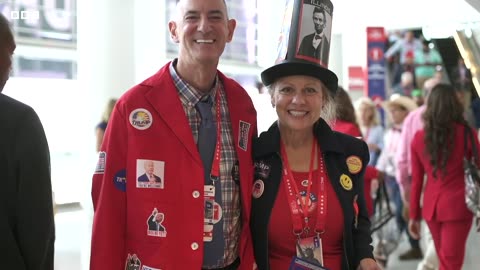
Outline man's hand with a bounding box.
[357,258,382,270]
[408,219,421,240]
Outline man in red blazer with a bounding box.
[90,0,258,269]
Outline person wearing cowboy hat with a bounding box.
[375,95,422,261]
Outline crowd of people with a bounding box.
[1,1,479,270]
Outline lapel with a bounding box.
[219,72,257,223]
[223,81,240,151]
[220,72,254,155]
[143,64,201,166]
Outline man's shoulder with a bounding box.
[302,33,315,40]
[139,62,172,88]
[218,71,243,90]
[0,93,33,114]
[218,72,254,104]
[400,106,425,139]
[409,106,425,119]
[0,94,38,124]
[117,63,173,102]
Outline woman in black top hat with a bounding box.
[251,61,380,270]
[250,2,378,268]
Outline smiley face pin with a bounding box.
[340,174,353,191]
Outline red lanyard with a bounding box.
[281,139,328,237]
[210,89,222,181]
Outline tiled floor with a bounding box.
[54,202,480,270]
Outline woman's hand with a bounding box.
[408,219,421,240]
[357,258,382,270]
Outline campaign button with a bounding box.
[192,190,200,198]
[191,242,199,250]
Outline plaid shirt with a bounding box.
[169,61,240,268]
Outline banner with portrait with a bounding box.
[276,0,333,68]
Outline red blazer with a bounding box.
[90,63,257,270]
[410,124,479,221]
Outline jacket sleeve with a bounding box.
[90,103,128,270]
[353,141,374,265]
[409,132,424,220]
[395,114,412,196]
[15,107,55,270]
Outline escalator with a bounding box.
[432,37,461,85]
[430,29,480,99]
[453,28,480,96]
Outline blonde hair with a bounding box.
[354,97,380,126]
[102,98,117,123]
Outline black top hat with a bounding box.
[261,0,338,94]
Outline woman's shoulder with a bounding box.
[253,123,280,158]
[412,129,425,144]
[330,129,369,155]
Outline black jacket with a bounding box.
[250,120,374,270]
[0,93,55,269]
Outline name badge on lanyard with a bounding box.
[203,91,223,242]
[289,255,329,270]
[293,236,326,269]
[281,139,329,269]
[203,185,215,242]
